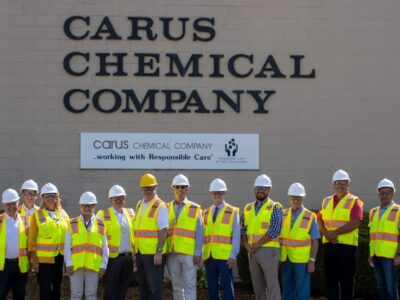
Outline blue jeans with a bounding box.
[373,257,398,300]
[281,260,310,300]
[204,259,234,300]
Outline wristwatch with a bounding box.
[156,247,163,253]
[309,258,316,262]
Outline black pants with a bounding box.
[136,252,165,300]
[37,254,64,300]
[0,260,28,300]
[103,254,133,300]
[324,243,357,300]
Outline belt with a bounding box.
[117,252,132,257]
[5,258,18,262]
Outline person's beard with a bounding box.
[255,193,268,202]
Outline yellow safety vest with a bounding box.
[369,203,400,259]
[133,198,167,254]
[203,203,239,261]
[320,193,363,246]
[280,208,315,263]
[243,199,282,248]
[68,216,106,272]
[166,200,201,255]
[97,207,135,258]
[34,209,68,257]
[0,213,29,273]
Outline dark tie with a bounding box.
[212,206,219,222]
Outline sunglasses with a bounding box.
[43,193,57,199]
[22,191,37,196]
[142,187,156,192]
[111,196,125,201]
[333,181,349,186]
[173,186,187,190]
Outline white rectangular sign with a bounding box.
[80,133,259,169]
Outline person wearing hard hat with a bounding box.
[280,183,320,300]
[369,178,400,300]
[317,170,364,300]
[28,183,69,300]
[0,189,30,300]
[96,185,135,300]
[133,173,169,300]
[166,174,203,300]
[64,191,109,300]
[19,179,40,299]
[241,174,283,300]
[203,178,240,300]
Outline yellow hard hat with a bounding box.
[140,173,158,187]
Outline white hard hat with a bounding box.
[209,178,228,192]
[2,189,19,204]
[172,174,190,187]
[332,170,350,182]
[288,183,306,197]
[108,185,126,198]
[79,191,97,204]
[254,174,272,187]
[377,178,396,193]
[21,179,39,192]
[40,183,59,196]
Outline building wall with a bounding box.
[1,0,400,215]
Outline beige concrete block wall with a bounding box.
[1,0,400,215]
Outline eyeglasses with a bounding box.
[211,192,225,196]
[43,193,57,199]
[111,196,125,201]
[142,187,156,192]
[289,197,303,202]
[22,191,37,196]
[378,191,393,196]
[173,186,187,190]
[81,204,96,208]
[333,181,349,186]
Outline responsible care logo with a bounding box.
[225,138,239,157]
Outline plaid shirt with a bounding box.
[240,199,283,239]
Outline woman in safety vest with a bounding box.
[28,183,69,300]
[64,191,109,300]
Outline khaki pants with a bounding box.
[166,254,197,300]
[26,273,39,300]
[69,268,99,300]
[249,247,281,300]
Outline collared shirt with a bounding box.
[5,213,19,259]
[112,207,131,253]
[240,199,283,239]
[291,205,321,239]
[64,214,109,269]
[211,200,240,260]
[141,195,169,230]
[173,197,203,256]
[22,204,37,217]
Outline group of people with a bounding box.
[0,169,398,300]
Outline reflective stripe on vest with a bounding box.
[244,199,281,248]
[369,204,400,259]
[280,208,314,263]
[202,204,239,260]
[320,194,362,246]
[133,198,166,254]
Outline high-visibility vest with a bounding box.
[0,213,29,273]
[203,203,239,261]
[243,199,282,248]
[68,216,106,272]
[369,203,400,259]
[34,209,68,257]
[97,207,135,258]
[320,193,363,246]
[133,198,167,254]
[166,200,201,255]
[280,208,315,263]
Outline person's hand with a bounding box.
[245,242,256,254]
[325,231,337,242]
[154,253,163,266]
[98,268,106,278]
[227,258,237,269]
[66,266,73,276]
[307,261,315,273]
[31,261,39,273]
[368,256,374,268]
[394,255,400,266]
[193,255,202,265]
